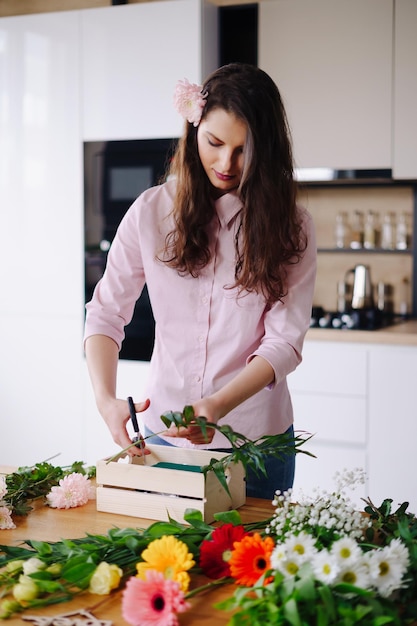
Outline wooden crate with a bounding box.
[96,444,246,523]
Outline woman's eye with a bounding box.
[208,139,221,147]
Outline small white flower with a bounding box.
[312,549,340,585]
[335,558,371,590]
[270,543,287,570]
[366,541,409,598]
[284,532,317,564]
[331,536,362,566]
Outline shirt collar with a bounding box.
[214,190,243,228]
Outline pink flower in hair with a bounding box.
[173,78,207,126]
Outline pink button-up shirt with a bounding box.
[84,179,316,448]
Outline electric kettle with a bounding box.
[346,264,374,309]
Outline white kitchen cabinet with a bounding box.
[81,0,218,141]
[368,344,417,513]
[393,0,417,179]
[289,339,417,514]
[0,0,218,468]
[0,10,85,466]
[259,0,393,171]
[288,342,368,507]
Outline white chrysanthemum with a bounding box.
[386,537,410,568]
[335,558,371,590]
[312,549,340,585]
[270,543,288,570]
[331,536,362,566]
[366,541,409,598]
[279,557,300,579]
[284,532,317,564]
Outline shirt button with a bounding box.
[202,296,208,305]
[198,335,204,343]
[195,376,201,382]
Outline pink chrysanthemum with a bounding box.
[0,476,8,499]
[46,472,92,509]
[0,506,15,530]
[122,570,190,626]
[173,78,207,126]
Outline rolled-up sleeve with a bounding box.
[84,198,145,350]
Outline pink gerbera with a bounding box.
[122,570,190,626]
[46,472,92,509]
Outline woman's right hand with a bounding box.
[99,396,151,457]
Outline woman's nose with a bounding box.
[219,148,234,172]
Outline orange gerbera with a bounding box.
[229,533,275,586]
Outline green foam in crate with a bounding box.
[152,462,203,473]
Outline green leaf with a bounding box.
[61,558,97,587]
[283,597,302,626]
[213,510,242,525]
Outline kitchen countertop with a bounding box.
[307,319,417,345]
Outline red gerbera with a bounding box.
[199,523,246,579]
[229,532,275,586]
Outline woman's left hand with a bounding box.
[164,397,220,444]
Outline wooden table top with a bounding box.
[0,486,274,626]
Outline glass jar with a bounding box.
[396,212,408,250]
[334,211,349,248]
[363,210,378,249]
[381,212,395,250]
[350,211,363,249]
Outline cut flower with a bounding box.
[122,570,190,626]
[0,506,15,530]
[46,472,93,509]
[229,532,275,586]
[199,523,246,579]
[136,536,195,592]
[89,561,123,595]
[173,78,207,126]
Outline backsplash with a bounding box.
[298,184,415,316]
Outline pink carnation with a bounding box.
[122,570,190,626]
[0,476,7,499]
[46,472,92,509]
[173,78,207,126]
[0,506,16,530]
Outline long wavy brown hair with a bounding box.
[161,63,307,305]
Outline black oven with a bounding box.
[84,138,178,361]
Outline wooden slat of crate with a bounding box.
[96,486,206,523]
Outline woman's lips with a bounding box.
[214,170,235,182]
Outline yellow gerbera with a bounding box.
[136,536,195,592]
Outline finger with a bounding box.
[134,398,150,413]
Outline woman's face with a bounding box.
[197,108,247,196]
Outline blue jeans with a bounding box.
[144,425,295,501]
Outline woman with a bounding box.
[84,63,316,499]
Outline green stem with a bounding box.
[185,576,234,599]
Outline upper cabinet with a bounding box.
[81,0,218,141]
[393,0,417,179]
[259,0,393,172]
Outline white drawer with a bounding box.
[292,393,367,445]
[289,341,368,396]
